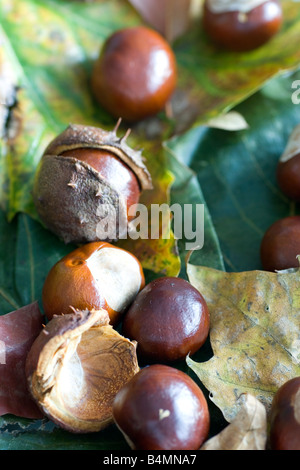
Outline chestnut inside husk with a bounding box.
[32,122,152,244]
[25,308,139,433]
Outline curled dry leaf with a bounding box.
[201,393,267,450]
[186,260,300,422]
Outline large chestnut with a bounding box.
[91,26,177,122]
[33,123,152,244]
[26,309,139,433]
[122,276,210,362]
[269,377,300,450]
[42,241,145,324]
[277,124,300,202]
[112,364,210,450]
[260,216,300,272]
[203,0,283,52]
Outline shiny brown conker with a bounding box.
[122,276,210,363]
[269,377,300,450]
[277,153,300,202]
[42,241,145,325]
[277,125,300,203]
[203,0,283,52]
[112,364,210,450]
[260,216,300,272]
[91,26,177,122]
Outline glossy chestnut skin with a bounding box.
[277,153,300,202]
[61,148,140,219]
[269,377,300,450]
[42,241,145,324]
[91,26,177,122]
[112,364,210,450]
[122,277,210,363]
[260,216,300,271]
[203,0,283,52]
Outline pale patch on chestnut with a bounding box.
[42,241,145,325]
[294,387,300,424]
[86,246,143,313]
[159,409,171,420]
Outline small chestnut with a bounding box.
[42,241,145,325]
[277,124,300,202]
[112,364,210,450]
[203,0,283,52]
[260,216,300,272]
[269,377,300,450]
[122,276,210,363]
[91,26,177,122]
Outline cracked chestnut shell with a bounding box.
[91,26,177,122]
[42,241,145,324]
[32,122,152,244]
[122,277,210,363]
[203,0,282,52]
[269,377,300,450]
[112,364,210,450]
[260,216,300,271]
[25,309,139,433]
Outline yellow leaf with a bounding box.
[186,261,300,422]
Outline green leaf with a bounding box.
[170,70,300,273]
[1,0,300,450]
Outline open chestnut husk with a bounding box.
[32,122,152,244]
[25,309,139,433]
[42,241,145,325]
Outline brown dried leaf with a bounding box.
[128,0,192,41]
[201,394,267,450]
[186,261,300,422]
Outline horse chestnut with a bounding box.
[112,364,210,450]
[269,377,300,450]
[122,276,210,362]
[203,0,283,52]
[260,216,300,272]
[91,26,177,122]
[42,241,145,325]
[277,124,300,201]
[33,123,152,244]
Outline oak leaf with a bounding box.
[186,261,300,422]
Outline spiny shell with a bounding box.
[32,122,152,244]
